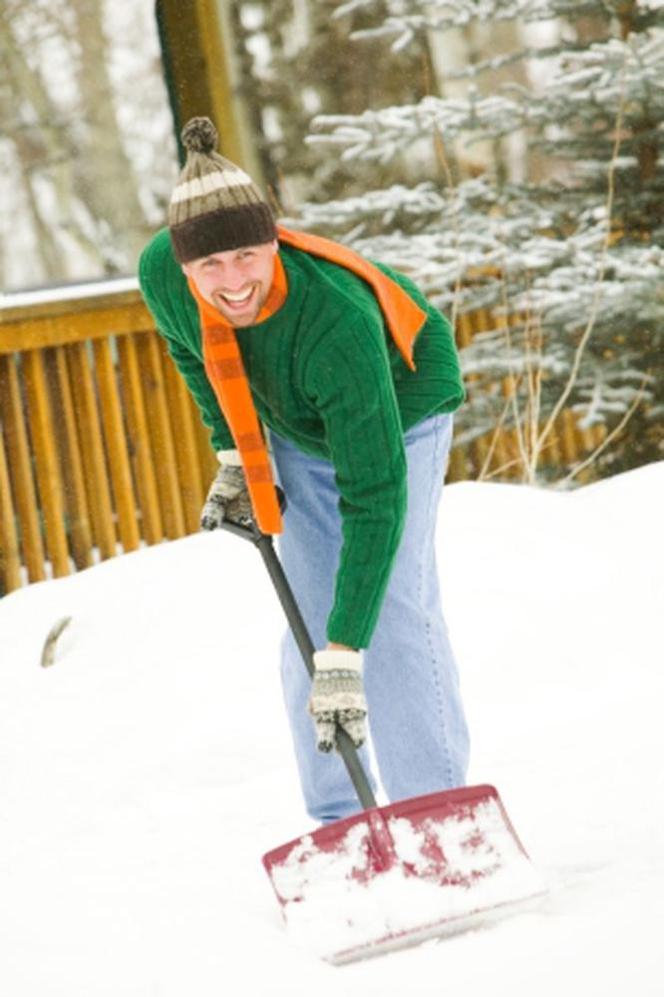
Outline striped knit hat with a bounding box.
[169,117,277,263]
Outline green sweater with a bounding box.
[138,229,464,648]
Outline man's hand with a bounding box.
[309,649,367,753]
[200,459,252,529]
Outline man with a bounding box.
[139,116,470,824]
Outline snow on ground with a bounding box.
[1,462,663,995]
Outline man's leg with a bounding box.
[364,414,470,800]
[270,414,469,822]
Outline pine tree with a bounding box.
[295,0,664,482]
[227,0,435,209]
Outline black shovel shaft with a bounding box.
[220,516,377,811]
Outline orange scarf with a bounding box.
[188,225,428,535]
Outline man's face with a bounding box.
[183,240,278,327]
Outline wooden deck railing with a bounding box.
[0,280,604,596]
[448,308,607,482]
[0,280,217,595]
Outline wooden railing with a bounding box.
[0,281,604,596]
[449,308,606,483]
[0,280,216,595]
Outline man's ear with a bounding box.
[181,262,192,276]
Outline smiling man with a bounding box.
[183,242,278,327]
[138,117,470,825]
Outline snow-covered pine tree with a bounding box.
[295,0,664,482]
[226,0,435,209]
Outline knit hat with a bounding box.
[169,116,277,263]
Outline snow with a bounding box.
[1,462,663,994]
[0,276,139,312]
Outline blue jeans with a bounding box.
[271,414,470,824]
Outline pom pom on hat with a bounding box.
[168,115,277,262]
[181,116,218,155]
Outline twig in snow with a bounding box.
[40,616,72,669]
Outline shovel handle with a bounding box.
[218,506,378,812]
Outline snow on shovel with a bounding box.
[220,506,546,964]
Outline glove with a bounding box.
[309,649,367,753]
[200,451,252,529]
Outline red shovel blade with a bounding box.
[263,784,546,964]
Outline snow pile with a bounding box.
[1,463,663,995]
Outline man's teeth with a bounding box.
[222,288,253,303]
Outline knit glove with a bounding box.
[200,451,252,529]
[309,649,367,753]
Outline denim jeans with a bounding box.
[271,413,470,824]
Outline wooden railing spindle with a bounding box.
[0,355,46,582]
[160,344,206,534]
[135,331,185,540]
[49,347,94,570]
[93,338,140,552]
[116,335,163,545]
[0,425,22,593]
[22,350,71,578]
[66,342,117,561]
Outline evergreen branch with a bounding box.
[441,42,590,84]
[333,0,376,18]
[432,123,464,330]
[342,0,663,46]
[530,46,629,470]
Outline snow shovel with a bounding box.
[220,505,546,964]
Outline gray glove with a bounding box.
[309,649,367,753]
[200,459,252,529]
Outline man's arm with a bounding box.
[306,316,408,650]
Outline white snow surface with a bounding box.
[1,463,663,995]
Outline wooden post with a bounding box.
[22,350,71,578]
[117,335,164,545]
[93,338,140,552]
[578,421,597,454]
[0,355,46,582]
[0,425,22,593]
[49,347,94,570]
[135,331,186,539]
[455,312,474,350]
[559,409,579,465]
[447,446,467,482]
[157,0,263,176]
[160,344,207,533]
[471,434,490,478]
[66,341,117,560]
[192,407,217,486]
[592,423,607,449]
